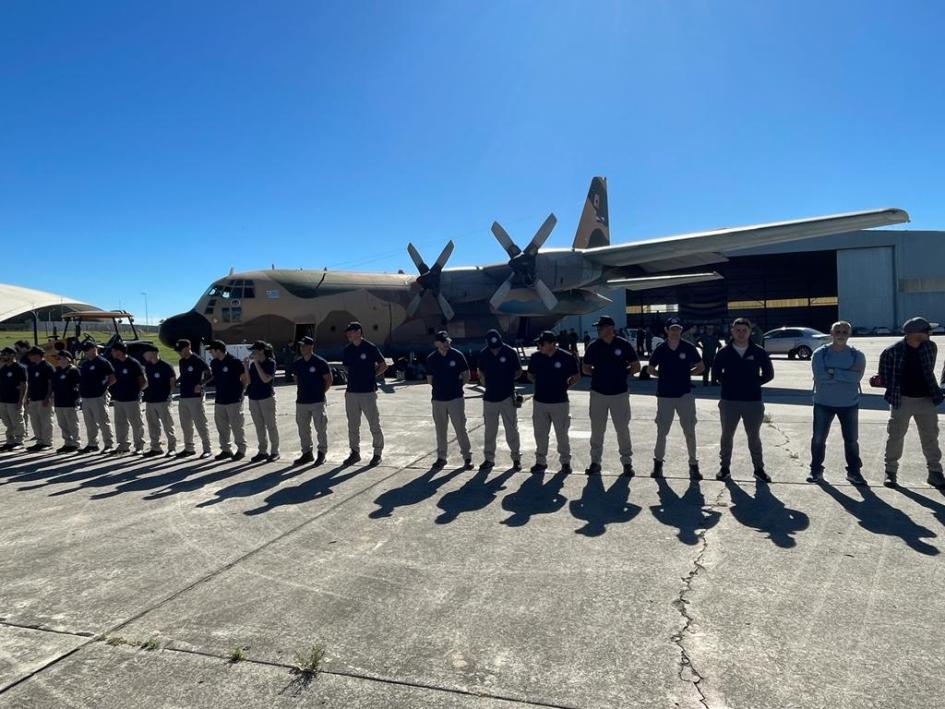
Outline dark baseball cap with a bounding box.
[174,339,192,351]
[903,316,934,334]
[485,329,502,347]
[207,339,227,352]
[1,347,15,355]
[80,340,98,351]
[28,346,44,356]
[434,330,450,343]
[536,330,557,344]
[593,315,616,328]
[345,321,363,332]
[56,350,74,361]
[249,340,270,351]
[140,344,159,354]
[665,316,683,329]
[298,336,315,346]
[110,341,127,353]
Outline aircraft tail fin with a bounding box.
[572,176,609,249]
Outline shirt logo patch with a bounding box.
[34,372,39,377]
[554,361,562,369]
[309,366,316,373]
[499,356,506,363]
[614,349,622,356]
[122,368,128,374]
[6,372,13,377]
[187,366,194,372]
[745,356,754,361]
[449,360,456,367]
[153,373,160,378]
[60,374,65,379]
[679,352,686,359]
[360,353,367,360]
[222,366,229,373]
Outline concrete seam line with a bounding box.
[0,619,95,639]
[0,641,95,695]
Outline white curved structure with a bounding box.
[0,283,101,323]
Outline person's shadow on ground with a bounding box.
[650,477,722,545]
[244,464,369,515]
[894,485,945,529]
[435,467,518,524]
[500,469,569,527]
[725,479,809,548]
[369,466,466,519]
[569,474,641,537]
[819,481,939,556]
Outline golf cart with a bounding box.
[61,310,154,360]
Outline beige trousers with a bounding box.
[432,397,471,459]
[55,406,81,447]
[248,396,279,455]
[145,401,177,452]
[345,391,384,454]
[214,402,246,454]
[114,400,145,452]
[533,401,571,465]
[27,400,54,446]
[81,396,113,447]
[0,402,25,445]
[654,393,698,464]
[482,397,520,462]
[589,391,632,465]
[884,396,942,474]
[297,402,328,454]
[178,397,212,453]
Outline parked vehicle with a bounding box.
[763,327,831,359]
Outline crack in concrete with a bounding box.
[670,485,726,709]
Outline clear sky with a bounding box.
[1,1,943,324]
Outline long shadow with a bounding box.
[435,467,518,524]
[725,479,809,548]
[500,469,569,527]
[49,458,182,496]
[569,475,641,537]
[894,486,945,528]
[819,482,939,556]
[244,463,370,515]
[144,460,262,500]
[197,466,307,507]
[369,466,466,519]
[94,459,216,498]
[650,478,722,545]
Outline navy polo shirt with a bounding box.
[477,344,520,402]
[79,356,114,398]
[583,336,638,395]
[528,348,579,404]
[143,360,176,403]
[246,358,276,400]
[0,363,26,404]
[177,355,209,399]
[648,340,702,398]
[292,354,331,404]
[342,340,385,393]
[110,356,145,403]
[210,354,245,405]
[52,367,81,407]
[426,348,469,401]
[27,360,55,401]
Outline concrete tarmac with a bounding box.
[1,337,943,708]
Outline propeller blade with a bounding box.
[534,279,559,311]
[491,222,521,259]
[488,273,515,311]
[524,213,557,256]
[406,291,424,317]
[436,293,455,321]
[432,240,454,271]
[407,243,428,273]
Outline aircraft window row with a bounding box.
[227,279,255,286]
[206,281,256,298]
[221,307,242,323]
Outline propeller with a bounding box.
[406,240,455,320]
[488,213,559,312]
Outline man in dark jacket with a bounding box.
[712,317,775,481]
[697,326,721,386]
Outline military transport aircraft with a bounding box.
[158,177,909,358]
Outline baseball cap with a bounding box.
[109,341,127,353]
[56,350,74,361]
[207,339,227,352]
[1,347,15,355]
[485,329,502,347]
[434,330,450,343]
[593,315,616,328]
[140,344,159,354]
[249,340,270,351]
[27,346,44,356]
[903,317,934,334]
[80,341,98,351]
[298,336,315,346]
[174,339,192,351]
[345,321,363,332]
[535,330,557,344]
[665,316,683,329]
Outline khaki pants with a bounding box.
[589,391,632,465]
[179,397,212,453]
[884,396,942,474]
[27,400,54,446]
[432,397,471,460]
[297,402,328,454]
[0,402,25,445]
[482,397,520,462]
[145,401,177,452]
[114,400,145,452]
[345,391,384,454]
[533,400,571,466]
[249,396,279,455]
[719,399,765,469]
[81,396,113,447]
[215,402,246,454]
[654,393,698,465]
[55,406,81,447]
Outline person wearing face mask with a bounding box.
[426,331,473,470]
[807,321,866,485]
[476,329,522,471]
[244,341,280,463]
[0,347,27,451]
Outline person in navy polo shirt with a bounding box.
[528,331,579,474]
[78,341,115,453]
[0,346,27,450]
[141,345,177,457]
[51,350,82,453]
[174,339,212,458]
[292,335,333,467]
[107,341,147,455]
[711,317,775,481]
[25,346,55,451]
[581,315,640,476]
[426,331,472,470]
[208,340,248,460]
[647,316,705,480]
[341,321,387,467]
[476,329,522,471]
[245,341,280,463]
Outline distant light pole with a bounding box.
[140,292,149,328]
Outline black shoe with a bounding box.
[716,466,731,481]
[689,464,703,481]
[530,463,547,474]
[250,452,269,463]
[432,458,446,470]
[79,444,99,454]
[214,451,234,461]
[232,451,246,461]
[199,451,213,459]
[560,464,572,475]
[806,469,823,483]
[511,458,521,471]
[846,470,868,486]
[342,451,361,466]
[883,471,898,488]
[293,451,315,467]
[927,471,945,489]
[368,454,382,467]
[314,451,326,466]
[585,462,602,476]
[107,449,125,456]
[55,446,71,454]
[0,443,13,451]
[621,464,635,478]
[142,450,163,458]
[268,453,281,462]
[651,460,664,478]
[176,450,196,458]
[101,445,113,453]
[754,468,771,483]
[463,458,473,470]
[26,444,45,452]
[165,450,177,458]
[479,460,494,472]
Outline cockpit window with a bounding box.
[206,285,224,297]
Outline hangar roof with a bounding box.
[0,283,101,323]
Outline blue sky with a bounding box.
[1,1,943,323]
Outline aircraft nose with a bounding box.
[158,311,213,351]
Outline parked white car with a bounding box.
[763,327,831,360]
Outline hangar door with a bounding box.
[837,247,895,329]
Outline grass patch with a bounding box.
[229,646,248,663]
[140,638,160,651]
[105,636,131,647]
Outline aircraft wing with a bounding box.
[579,208,910,270]
[606,272,724,291]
